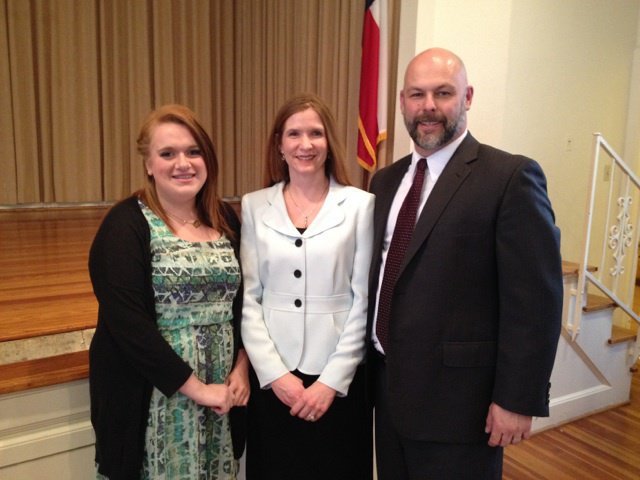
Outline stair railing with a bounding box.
[568,133,640,340]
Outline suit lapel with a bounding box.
[372,156,412,257]
[367,156,412,293]
[401,135,479,270]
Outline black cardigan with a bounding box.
[88,196,244,479]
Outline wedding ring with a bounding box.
[307,414,315,421]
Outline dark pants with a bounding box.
[246,366,372,480]
[371,350,503,480]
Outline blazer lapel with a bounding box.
[261,183,298,236]
[261,179,346,237]
[305,179,346,236]
[402,134,479,269]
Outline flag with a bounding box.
[357,0,387,172]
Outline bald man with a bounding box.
[366,48,562,479]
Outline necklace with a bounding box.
[166,211,201,228]
[286,183,329,228]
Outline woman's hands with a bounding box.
[179,350,249,415]
[180,349,251,414]
[226,349,250,407]
[272,373,337,422]
[179,373,234,415]
[271,372,305,407]
[290,381,336,422]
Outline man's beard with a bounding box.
[405,109,465,153]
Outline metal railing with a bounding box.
[568,133,640,340]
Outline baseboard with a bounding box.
[0,416,94,468]
[533,383,630,432]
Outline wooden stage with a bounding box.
[0,205,108,394]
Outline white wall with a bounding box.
[624,11,640,169]
[394,0,640,262]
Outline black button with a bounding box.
[294,269,302,278]
[295,238,303,247]
[294,299,302,308]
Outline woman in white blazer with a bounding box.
[241,94,374,480]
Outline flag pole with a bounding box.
[361,168,370,191]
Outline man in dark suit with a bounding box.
[367,47,563,479]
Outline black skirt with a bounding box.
[245,365,372,480]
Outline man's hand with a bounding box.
[485,402,532,447]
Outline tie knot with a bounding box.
[417,158,427,172]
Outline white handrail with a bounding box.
[570,133,640,340]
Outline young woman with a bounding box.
[89,104,248,479]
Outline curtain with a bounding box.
[1,0,398,205]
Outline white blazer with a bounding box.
[240,179,374,395]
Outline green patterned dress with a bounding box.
[140,204,240,479]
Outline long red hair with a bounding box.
[135,104,234,240]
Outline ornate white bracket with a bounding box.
[608,196,634,276]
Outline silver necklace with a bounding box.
[286,183,329,228]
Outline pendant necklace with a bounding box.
[167,211,202,228]
[287,183,329,228]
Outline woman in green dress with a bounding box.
[89,104,248,479]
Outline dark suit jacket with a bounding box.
[367,133,563,443]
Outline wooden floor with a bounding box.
[503,364,640,478]
[504,275,640,478]
[504,284,640,478]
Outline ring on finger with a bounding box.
[306,414,315,421]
